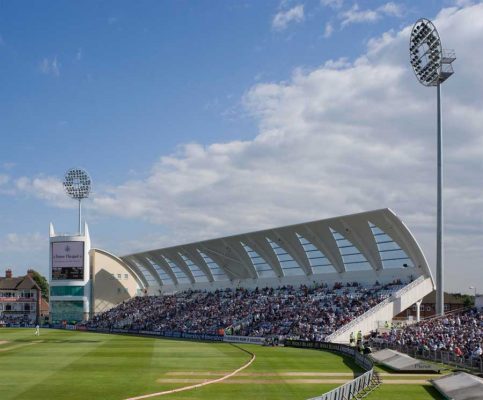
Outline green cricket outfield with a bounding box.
[0,329,442,400]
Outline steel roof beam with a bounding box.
[147,252,179,286]
[243,235,284,278]
[179,246,215,283]
[268,229,312,276]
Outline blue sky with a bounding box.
[1,1,482,294]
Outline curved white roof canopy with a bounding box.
[121,208,433,290]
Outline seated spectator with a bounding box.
[372,308,482,360]
[88,281,406,341]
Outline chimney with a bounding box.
[6,268,13,278]
[27,269,34,277]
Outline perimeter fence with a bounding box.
[285,340,380,400]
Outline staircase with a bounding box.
[326,276,434,343]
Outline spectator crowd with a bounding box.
[88,281,404,341]
[0,313,33,327]
[372,308,482,360]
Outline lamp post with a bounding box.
[409,18,456,316]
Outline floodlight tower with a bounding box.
[409,18,456,316]
[63,168,92,235]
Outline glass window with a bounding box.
[161,255,191,284]
[267,238,304,276]
[330,228,371,271]
[197,251,228,281]
[50,286,84,297]
[296,233,334,274]
[179,253,209,282]
[145,257,174,285]
[369,222,414,269]
[50,301,84,323]
[241,242,276,278]
[131,260,157,284]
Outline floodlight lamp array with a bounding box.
[409,18,443,86]
[63,168,91,200]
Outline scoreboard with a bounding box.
[51,241,85,280]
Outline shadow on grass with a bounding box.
[373,362,396,373]
[340,353,365,376]
[422,384,444,400]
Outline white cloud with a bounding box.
[272,5,305,31]
[341,2,404,27]
[0,232,45,253]
[453,0,475,7]
[378,2,404,17]
[323,22,334,38]
[13,3,483,292]
[15,176,70,207]
[2,162,16,170]
[0,174,9,186]
[321,0,343,9]
[39,56,60,77]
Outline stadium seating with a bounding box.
[88,281,405,341]
[372,308,482,359]
[0,313,34,327]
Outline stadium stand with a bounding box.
[370,308,483,372]
[88,280,407,341]
[372,308,482,358]
[85,209,435,340]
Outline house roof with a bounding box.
[0,275,41,291]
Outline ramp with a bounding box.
[431,372,483,400]
[371,349,440,373]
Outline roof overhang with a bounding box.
[119,208,433,291]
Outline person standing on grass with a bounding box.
[34,324,40,336]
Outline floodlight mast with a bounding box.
[63,168,92,235]
[409,18,455,316]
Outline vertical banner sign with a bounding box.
[51,241,84,280]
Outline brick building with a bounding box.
[0,269,44,326]
[396,291,466,320]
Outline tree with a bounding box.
[462,295,474,308]
[28,269,49,301]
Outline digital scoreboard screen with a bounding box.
[51,241,84,280]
